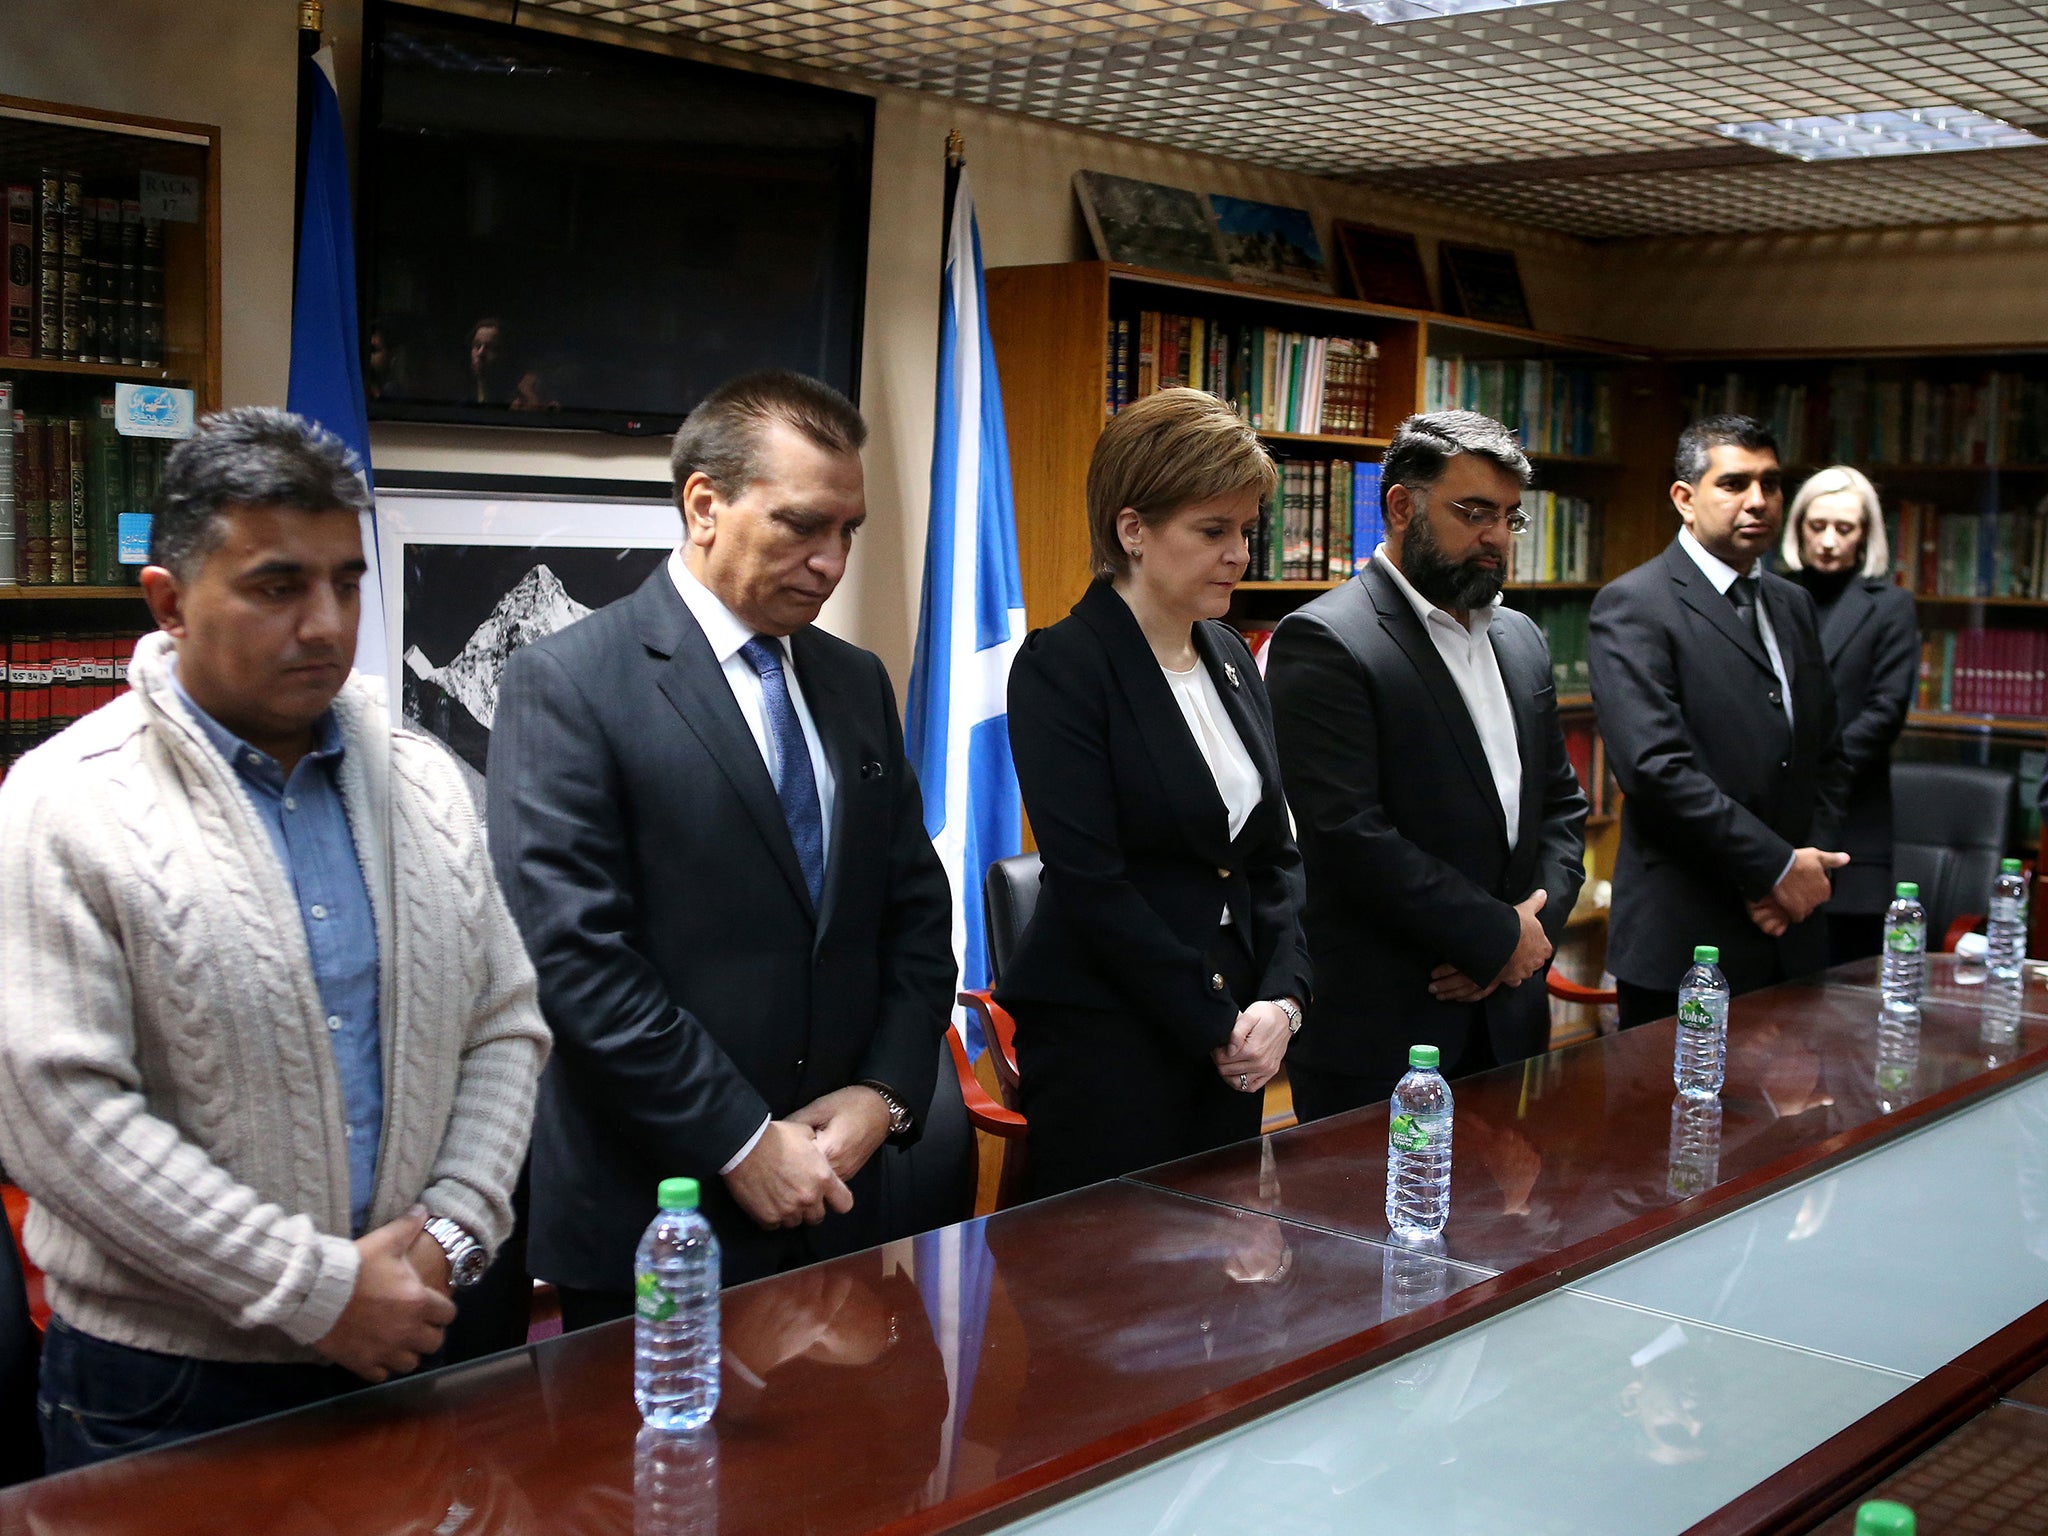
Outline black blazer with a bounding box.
[1589,539,1849,995]
[1807,574,1920,915]
[996,580,1310,1056]
[486,569,955,1289]
[1266,563,1587,1084]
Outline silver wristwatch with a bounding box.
[1275,997,1304,1035]
[861,1079,914,1136]
[423,1216,488,1289]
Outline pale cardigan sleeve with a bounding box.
[390,737,551,1261]
[0,747,361,1347]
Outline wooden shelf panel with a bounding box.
[1260,430,1390,451]
[1236,579,1344,592]
[1906,710,2046,737]
[1912,594,2048,608]
[0,585,145,601]
[1558,694,1594,709]
[1506,581,1603,592]
[0,356,183,384]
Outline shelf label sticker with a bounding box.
[139,172,200,224]
[114,383,195,439]
[117,512,154,566]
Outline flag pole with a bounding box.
[941,128,964,266]
[294,2,323,297]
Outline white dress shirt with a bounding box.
[1162,657,1262,922]
[1375,544,1523,849]
[1676,526,1794,726]
[668,546,838,1173]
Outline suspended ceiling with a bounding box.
[526,0,2048,240]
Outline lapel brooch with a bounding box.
[1222,660,1241,689]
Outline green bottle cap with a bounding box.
[657,1177,700,1212]
[1853,1500,1914,1536]
[1896,882,1919,900]
[1694,945,1719,964]
[1408,1044,1441,1070]
[2004,858,2024,876]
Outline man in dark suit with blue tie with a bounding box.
[486,371,955,1325]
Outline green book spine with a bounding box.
[88,400,123,585]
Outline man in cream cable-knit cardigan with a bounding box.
[0,408,550,1473]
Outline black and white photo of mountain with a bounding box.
[401,542,669,797]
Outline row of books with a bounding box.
[1885,500,2048,599]
[1690,367,2048,468]
[1107,313,1379,437]
[0,389,164,585]
[1918,627,2048,717]
[1508,491,1599,585]
[1508,593,1594,695]
[1561,716,1619,820]
[1251,459,1381,582]
[1421,358,1616,460]
[1,631,141,770]
[5,170,168,367]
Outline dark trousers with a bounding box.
[1616,982,1678,1031]
[1014,932,1262,1200]
[1288,1016,1500,1125]
[37,1316,362,1474]
[556,1284,636,1335]
[1827,912,1885,967]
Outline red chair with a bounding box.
[1547,970,1618,1008]
[944,855,1042,1212]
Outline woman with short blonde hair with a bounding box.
[999,389,1309,1198]
[1782,464,1919,962]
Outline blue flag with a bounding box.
[905,168,1026,1058]
[287,46,386,681]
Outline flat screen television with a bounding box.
[358,2,874,435]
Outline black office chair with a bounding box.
[1892,762,2014,951]
[0,1203,42,1486]
[950,853,1043,1212]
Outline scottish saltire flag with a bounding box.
[905,167,1026,1058]
[287,46,386,681]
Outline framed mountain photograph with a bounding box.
[1073,171,1230,280]
[1207,195,1331,293]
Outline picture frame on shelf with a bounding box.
[1071,170,1229,281]
[1332,220,1433,310]
[1437,241,1534,329]
[1207,194,1332,293]
[374,486,675,802]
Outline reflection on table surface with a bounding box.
[3,968,2045,1536]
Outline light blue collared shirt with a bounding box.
[171,670,384,1234]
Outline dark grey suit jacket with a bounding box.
[1590,539,1849,995]
[1267,560,1587,1087]
[486,568,954,1289]
[1808,574,1920,914]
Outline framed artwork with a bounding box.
[1332,220,1434,310]
[1207,194,1332,293]
[1072,171,1229,280]
[1437,242,1535,330]
[375,487,676,802]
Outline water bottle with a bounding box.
[1666,1095,1724,1199]
[1874,996,1921,1110]
[1854,1500,1914,1536]
[1386,1044,1452,1240]
[1983,972,2025,1067]
[635,1176,720,1431]
[1881,882,1926,1012]
[1673,945,1729,1101]
[635,1424,717,1536]
[1989,858,2029,981]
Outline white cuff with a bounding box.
[1773,851,1797,892]
[718,1116,772,1177]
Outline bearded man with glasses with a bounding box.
[1266,411,1589,1122]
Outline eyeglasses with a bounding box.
[1410,488,1531,535]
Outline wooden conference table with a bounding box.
[5,956,2048,1535]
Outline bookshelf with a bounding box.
[0,94,215,771]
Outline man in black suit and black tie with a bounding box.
[486,371,955,1326]
[1589,415,1851,1029]
[1267,411,1588,1122]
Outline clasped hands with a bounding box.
[1745,847,1850,937]
[1213,1000,1293,1095]
[1429,890,1551,1003]
[724,1085,893,1232]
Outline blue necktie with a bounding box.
[741,635,825,907]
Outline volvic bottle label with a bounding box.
[1677,997,1718,1032]
[634,1270,678,1324]
[1390,1111,1448,1153]
[1885,923,1920,953]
